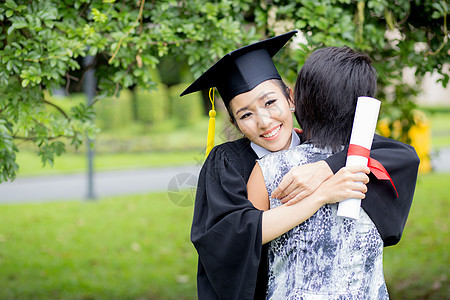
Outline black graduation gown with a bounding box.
[191,134,419,300]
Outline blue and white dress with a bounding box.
[258,143,389,300]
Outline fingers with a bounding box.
[278,184,305,202]
[346,190,366,200]
[341,170,369,192]
[284,190,311,206]
[353,172,369,184]
[337,167,369,195]
[293,127,303,134]
[350,181,368,193]
[336,166,370,184]
[271,172,293,199]
[346,165,370,174]
[279,187,312,204]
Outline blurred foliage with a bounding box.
[168,83,204,126]
[0,0,448,182]
[250,0,449,145]
[0,0,259,182]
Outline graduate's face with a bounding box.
[230,80,295,152]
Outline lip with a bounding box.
[260,124,282,140]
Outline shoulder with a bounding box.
[373,134,419,162]
[208,138,252,160]
[374,134,416,151]
[206,138,257,181]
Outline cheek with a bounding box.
[270,104,290,119]
[235,119,256,137]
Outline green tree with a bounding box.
[250,0,449,142]
[1,0,448,183]
[0,0,258,182]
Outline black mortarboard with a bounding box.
[180,30,297,106]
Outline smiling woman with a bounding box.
[179,31,372,300]
[230,80,295,152]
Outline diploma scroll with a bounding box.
[337,97,381,220]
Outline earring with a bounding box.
[290,107,295,112]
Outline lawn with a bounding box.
[384,172,450,300]
[0,172,448,299]
[0,192,197,300]
[428,110,450,150]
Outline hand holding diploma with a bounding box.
[337,97,389,219]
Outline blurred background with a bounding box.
[0,1,448,299]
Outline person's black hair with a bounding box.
[227,79,291,127]
[294,46,377,152]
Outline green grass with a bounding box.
[0,173,448,299]
[384,172,449,299]
[429,111,450,150]
[0,192,197,300]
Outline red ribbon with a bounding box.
[348,144,398,198]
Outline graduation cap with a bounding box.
[180,30,297,157]
[180,30,297,105]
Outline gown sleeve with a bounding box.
[191,144,264,300]
[324,134,420,246]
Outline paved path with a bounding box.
[0,148,449,204]
[0,165,201,204]
[432,147,450,172]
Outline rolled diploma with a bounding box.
[337,96,381,219]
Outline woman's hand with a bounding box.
[271,161,333,206]
[314,165,370,206]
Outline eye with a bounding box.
[265,99,277,107]
[240,112,252,120]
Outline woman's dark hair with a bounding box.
[227,78,291,126]
[294,46,377,152]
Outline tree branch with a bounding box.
[112,63,134,99]
[425,3,448,56]
[397,8,410,26]
[76,58,96,92]
[146,38,194,45]
[65,72,80,95]
[108,0,146,64]
[43,100,70,120]
[79,1,92,18]
[13,135,75,141]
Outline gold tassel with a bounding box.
[205,87,216,158]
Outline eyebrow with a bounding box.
[234,91,277,115]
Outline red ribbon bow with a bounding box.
[348,144,398,198]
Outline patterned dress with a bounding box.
[258,143,389,300]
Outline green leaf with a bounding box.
[295,20,307,29]
[6,9,14,18]
[21,79,29,88]
[44,20,55,28]
[7,25,15,35]
[13,19,27,29]
[4,0,17,10]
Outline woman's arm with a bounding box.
[248,164,370,244]
[247,163,270,211]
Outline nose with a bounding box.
[256,109,271,129]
